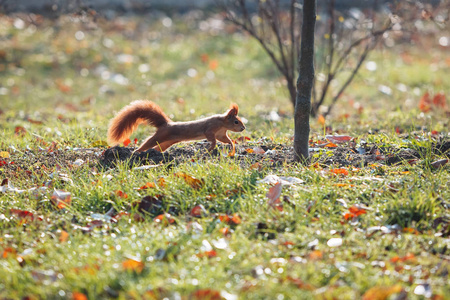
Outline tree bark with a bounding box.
[294,0,316,163]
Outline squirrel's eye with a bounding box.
[234,120,239,124]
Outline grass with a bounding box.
[0,12,449,299]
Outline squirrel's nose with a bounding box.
[241,126,245,131]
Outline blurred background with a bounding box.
[0,0,448,145]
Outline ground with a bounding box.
[0,10,449,300]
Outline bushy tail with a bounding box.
[107,100,171,145]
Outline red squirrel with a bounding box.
[107,100,246,155]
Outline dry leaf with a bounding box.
[122,258,144,273]
[362,284,402,300]
[266,182,282,207]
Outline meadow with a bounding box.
[0,11,449,299]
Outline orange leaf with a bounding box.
[123,138,131,146]
[122,258,144,273]
[138,182,156,190]
[419,92,431,112]
[432,92,447,109]
[362,285,402,300]
[59,230,69,243]
[209,60,218,70]
[2,247,17,259]
[197,250,217,258]
[218,213,241,225]
[308,250,323,260]
[348,206,367,216]
[318,114,325,125]
[158,177,166,187]
[325,142,338,148]
[329,168,349,176]
[115,190,128,198]
[175,172,204,189]
[154,214,175,226]
[219,227,230,236]
[72,292,88,300]
[51,190,72,209]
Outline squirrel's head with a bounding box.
[225,103,245,132]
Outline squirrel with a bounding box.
[107,100,246,155]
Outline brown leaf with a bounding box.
[266,182,282,207]
[191,289,223,300]
[190,205,208,217]
[430,159,448,169]
[325,135,352,143]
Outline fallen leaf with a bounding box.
[59,230,69,243]
[209,60,218,70]
[191,289,223,300]
[51,190,72,209]
[190,205,208,217]
[325,135,352,143]
[324,142,338,148]
[175,172,204,189]
[419,92,431,112]
[257,174,304,185]
[138,182,156,190]
[308,250,323,260]
[197,250,217,258]
[252,146,266,154]
[362,284,402,300]
[123,138,131,146]
[286,276,315,291]
[154,213,175,226]
[318,114,325,125]
[0,151,10,158]
[390,253,415,263]
[2,247,17,258]
[266,182,282,207]
[122,258,144,273]
[329,168,349,176]
[15,126,27,136]
[218,213,241,225]
[115,190,128,198]
[72,292,88,300]
[10,208,36,223]
[430,159,448,169]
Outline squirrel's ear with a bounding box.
[226,103,239,117]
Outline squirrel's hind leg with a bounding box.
[154,140,178,152]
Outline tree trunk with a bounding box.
[294,0,316,163]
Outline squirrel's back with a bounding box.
[107,100,171,145]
